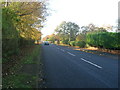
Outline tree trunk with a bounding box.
[5,0,8,7]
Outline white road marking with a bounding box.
[61,49,65,52]
[57,47,60,49]
[67,52,76,56]
[81,58,102,69]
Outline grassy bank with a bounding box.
[2,45,42,89]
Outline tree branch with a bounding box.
[18,7,40,17]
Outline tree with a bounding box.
[47,34,56,43]
[81,26,89,34]
[118,18,120,32]
[55,21,80,42]
[88,23,96,31]
[2,1,48,58]
[2,2,47,40]
[65,22,80,41]
[80,24,96,34]
[76,34,86,41]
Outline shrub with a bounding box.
[75,41,86,48]
[69,41,76,46]
[61,39,69,44]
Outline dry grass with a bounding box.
[84,47,119,55]
[58,44,69,46]
[58,44,120,55]
[84,47,98,50]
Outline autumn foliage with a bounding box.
[2,2,47,62]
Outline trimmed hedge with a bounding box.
[86,32,120,50]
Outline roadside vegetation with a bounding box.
[43,21,120,54]
[2,1,119,89]
[3,45,41,88]
[2,1,47,88]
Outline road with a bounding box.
[41,44,118,88]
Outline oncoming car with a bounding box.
[44,41,49,45]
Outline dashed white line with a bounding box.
[57,47,60,49]
[81,58,102,69]
[61,49,65,52]
[67,52,76,56]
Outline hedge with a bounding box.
[86,32,120,50]
[2,8,35,63]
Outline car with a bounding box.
[44,41,49,45]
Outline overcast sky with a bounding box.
[41,0,119,38]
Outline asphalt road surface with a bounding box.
[41,44,118,88]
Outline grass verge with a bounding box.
[2,45,42,89]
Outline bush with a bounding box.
[75,41,86,48]
[69,41,76,46]
[61,39,69,44]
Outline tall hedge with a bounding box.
[86,32,120,50]
[2,8,34,62]
[2,8,20,57]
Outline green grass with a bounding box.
[10,45,41,73]
[0,58,2,64]
[3,74,33,88]
[2,45,41,89]
[22,45,40,64]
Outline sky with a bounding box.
[41,0,119,38]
